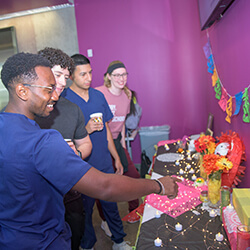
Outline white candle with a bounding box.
[154,237,162,247]
[209,209,216,217]
[179,168,184,174]
[216,232,224,241]
[227,203,234,212]
[175,223,183,231]
[191,174,197,181]
[165,144,170,151]
[186,164,191,169]
[175,160,180,166]
[186,152,192,160]
[189,168,194,174]
[155,210,161,218]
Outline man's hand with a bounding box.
[86,118,104,134]
[158,176,181,199]
[114,159,124,175]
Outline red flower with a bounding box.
[194,135,216,154]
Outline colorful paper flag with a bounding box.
[233,92,243,116]
[207,54,214,74]
[225,97,233,123]
[218,87,228,111]
[242,88,250,123]
[214,80,222,100]
[212,68,218,87]
[203,41,211,59]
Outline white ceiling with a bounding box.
[0,0,73,16]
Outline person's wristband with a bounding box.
[77,149,82,159]
[154,179,165,195]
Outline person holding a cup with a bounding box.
[61,54,129,250]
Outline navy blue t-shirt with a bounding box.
[0,113,91,249]
[62,88,113,172]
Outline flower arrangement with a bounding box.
[202,154,233,179]
[194,131,243,205]
[194,133,233,178]
[203,154,233,205]
[194,134,216,155]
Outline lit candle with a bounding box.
[186,164,191,169]
[209,209,216,217]
[227,203,234,212]
[154,237,162,247]
[175,160,180,166]
[186,151,192,160]
[237,225,250,250]
[189,168,194,174]
[216,232,224,241]
[191,174,197,181]
[155,210,161,218]
[165,144,170,151]
[175,222,183,231]
[179,168,184,174]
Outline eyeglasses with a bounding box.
[23,84,56,93]
[111,73,128,79]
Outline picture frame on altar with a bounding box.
[205,113,214,136]
[206,128,213,136]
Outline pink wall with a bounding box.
[74,0,249,187]
[201,0,250,188]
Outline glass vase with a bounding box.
[208,171,221,208]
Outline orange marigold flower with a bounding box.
[206,141,216,154]
[202,154,221,176]
[216,157,233,171]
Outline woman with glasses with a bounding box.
[96,61,141,225]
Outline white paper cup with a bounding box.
[90,112,103,123]
[64,139,72,142]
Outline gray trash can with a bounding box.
[139,125,170,161]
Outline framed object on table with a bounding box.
[205,113,214,136]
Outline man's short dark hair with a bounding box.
[38,47,74,75]
[71,54,90,68]
[1,52,50,90]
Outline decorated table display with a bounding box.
[135,131,246,250]
[136,141,230,249]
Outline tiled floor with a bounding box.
[92,201,141,250]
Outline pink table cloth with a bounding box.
[145,178,207,218]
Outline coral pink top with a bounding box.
[96,85,130,139]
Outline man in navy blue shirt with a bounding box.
[0,52,179,250]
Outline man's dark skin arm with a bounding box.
[73,167,180,202]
